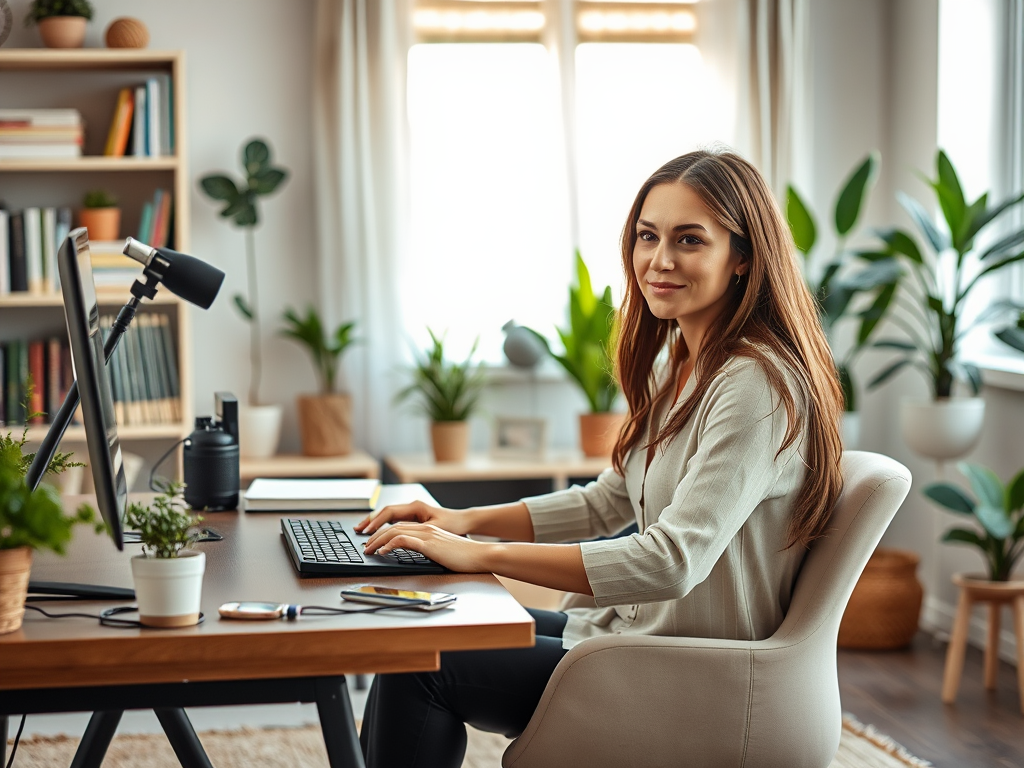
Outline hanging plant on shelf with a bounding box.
[198,138,289,407]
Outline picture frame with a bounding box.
[491,417,547,460]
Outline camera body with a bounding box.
[183,392,240,510]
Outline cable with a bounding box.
[148,437,187,491]
[23,604,205,629]
[5,714,25,768]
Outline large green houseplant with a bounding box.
[397,329,485,463]
[864,150,1024,459]
[525,252,620,457]
[786,153,900,422]
[1,418,99,634]
[199,138,289,458]
[280,306,359,457]
[924,462,1024,582]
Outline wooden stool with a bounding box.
[941,573,1024,712]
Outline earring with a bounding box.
[735,273,742,285]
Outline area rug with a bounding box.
[7,714,931,767]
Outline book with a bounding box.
[138,201,153,243]
[132,85,147,157]
[8,211,27,292]
[41,207,56,293]
[103,88,135,157]
[146,77,160,158]
[0,109,82,127]
[23,207,42,294]
[243,478,383,512]
[27,340,44,424]
[0,144,81,159]
[0,208,8,296]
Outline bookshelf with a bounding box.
[0,50,193,469]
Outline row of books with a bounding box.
[103,76,174,158]
[101,313,182,426]
[0,207,73,295]
[0,108,83,160]
[137,188,174,248]
[0,313,182,428]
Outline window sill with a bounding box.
[966,351,1024,393]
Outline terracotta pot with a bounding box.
[838,548,923,649]
[0,547,32,635]
[130,550,205,628]
[900,397,985,461]
[38,16,87,49]
[78,208,121,242]
[297,393,353,456]
[578,412,625,458]
[431,421,469,463]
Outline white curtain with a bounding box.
[312,0,415,456]
[698,0,811,196]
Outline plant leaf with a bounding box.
[975,503,1013,540]
[995,326,1024,353]
[199,174,240,202]
[898,191,949,253]
[876,228,924,265]
[872,339,917,351]
[233,293,253,320]
[856,282,897,346]
[243,139,270,174]
[867,357,914,389]
[942,527,985,547]
[786,185,816,254]
[958,462,1004,510]
[923,482,975,514]
[834,153,878,236]
[934,149,966,245]
[978,227,1024,261]
[963,191,1024,244]
[1008,467,1024,513]
[250,167,287,196]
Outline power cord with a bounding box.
[23,604,205,629]
[148,437,187,491]
[5,714,25,768]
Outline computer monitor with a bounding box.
[56,227,128,550]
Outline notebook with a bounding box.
[244,478,382,512]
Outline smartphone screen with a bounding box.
[341,584,457,610]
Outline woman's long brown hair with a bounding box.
[611,150,844,548]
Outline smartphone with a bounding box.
[340,585,457,611]
[219,601,288,619]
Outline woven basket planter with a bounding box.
[838,547,923,650]
[0,546,32,634]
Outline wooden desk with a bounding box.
[240,451,380,484]
[0,484,533,767]
[384,451,610,491]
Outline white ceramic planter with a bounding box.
[238,404,283,459]
[900,397,985,460]
[130,550,205,628]
[841,411,861,450]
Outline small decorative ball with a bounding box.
[105,17,149,49]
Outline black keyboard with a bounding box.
[281,518,449,576]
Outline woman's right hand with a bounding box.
[354,500,471,536]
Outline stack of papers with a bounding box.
[244,478,382,512]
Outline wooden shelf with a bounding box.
[0,157,179,172]
[383,451,609,491]
[0,291,183,308]
[19,423,190,443]
[0,49,180,72]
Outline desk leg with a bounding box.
[315,676,365,768]
[154,708,214,768]
[70,710,123,768]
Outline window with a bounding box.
[404,0,711,361]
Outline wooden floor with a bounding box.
[838,631,1024,767]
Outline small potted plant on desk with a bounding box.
[1,413,98,634]
[25,0,93,49]
[79,190,121,243]
[125,481,206,628]
[525,252,622,458]
[280,306,358,457]
[398,329,485,463]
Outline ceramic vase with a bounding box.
[900,397,985,460]
[38,16,87,48]
[238,404,283,459]
[0,546,31,635]
[130,550,205,628]
[431,421,469,463]
[579,412,625,458]
[297,393,353,457]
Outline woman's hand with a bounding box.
[362,522,490,573]
[354,500,471,536]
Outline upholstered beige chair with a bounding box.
[502,451,912,768]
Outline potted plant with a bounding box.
[924,461,1024,583]
[199,138,289,459]
[78,189,120,242]
[995,310,1024,354]
[280,306,358,457]
[1,413,98,634]
[525,252,621,457]
[397,329,485,463]
[25,0,92,48]
[865,150,1024,460]
[124,480,206,628]
[786,153,901,448]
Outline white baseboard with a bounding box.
[920,595,1020,666]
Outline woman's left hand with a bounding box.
[363,522,490,573]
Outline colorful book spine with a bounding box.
[23,207,42,294]
[132,85,148,157]
[103,87,135,157]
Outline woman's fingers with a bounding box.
[355,502,421,533]
[363,520,423,553]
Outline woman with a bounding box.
[356,149,844,768]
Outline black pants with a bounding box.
[359,608,569,768]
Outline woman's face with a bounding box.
[632,182,746,336]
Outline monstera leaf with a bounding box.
[199,139,288,228]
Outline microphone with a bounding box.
[123,237,225,310]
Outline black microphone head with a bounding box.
[153,248,225,309]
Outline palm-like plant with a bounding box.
[280,306,357,395]
[865,150,1024,399]
[398,330,485,422]
[525,252,618,413]
[199,138,289,406]
[786,153,901,411]
[924,462,1024,581]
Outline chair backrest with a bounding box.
[769,450,912,648]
